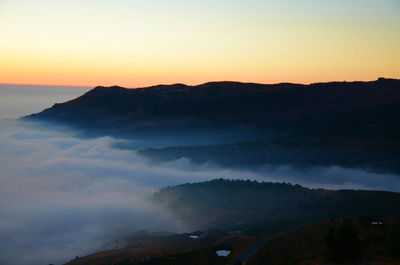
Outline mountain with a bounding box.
[25,78,400,138]
[154,179,400,231]
[25,78,400,173]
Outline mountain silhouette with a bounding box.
[26,78,400,140]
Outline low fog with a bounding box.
[0,119,399,265]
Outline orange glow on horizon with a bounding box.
[0,0,399,88]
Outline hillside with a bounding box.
[63,179,400,265]
[154,179,400,231]
[64,218,400,265]
[139,136,400,174]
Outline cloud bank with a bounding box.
[0,119,399,265]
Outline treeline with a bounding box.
[324,220,363,262]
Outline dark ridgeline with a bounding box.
[25,78,400,173]
[26,78,400,137]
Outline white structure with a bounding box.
[216,250,230,257]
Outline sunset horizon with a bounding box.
[1,0,399,87]
[1,76,399,89]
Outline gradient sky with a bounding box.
[0,0,399,87]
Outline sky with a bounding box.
[0,0,399,87]
[0,84,88,119]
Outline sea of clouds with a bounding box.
[1,119,399,265]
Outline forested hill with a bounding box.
[25,78,400,140]
[154,179,400,231]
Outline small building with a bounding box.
[216,250,230,257]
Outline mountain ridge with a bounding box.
[24,78,400,173]
[25,78,400,135]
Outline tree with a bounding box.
[324,220,363,262]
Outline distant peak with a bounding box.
[148,83,189,90]
[93,85,126,90]
[200,81,247,86]
[81,85,128,98]
[377,77,399,82]
[91,85,126,92]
